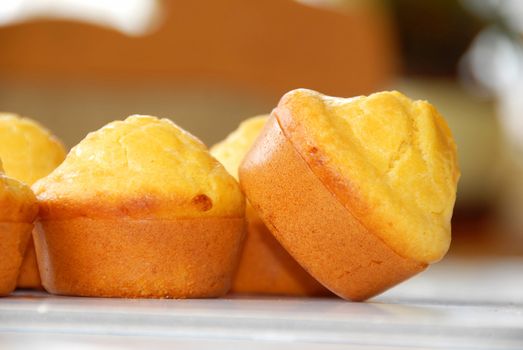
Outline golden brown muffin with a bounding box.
[211,116,329,296]
[0,161,38,296]
[240,89,460,301]
[0,113,66,289]
[32,115,245,298]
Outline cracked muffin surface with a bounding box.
[31,115,245,298]
[33,115,244,220]
[0,113,66,185]
[275,89,460,263]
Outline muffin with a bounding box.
[32,115,245,298]
[240,89,460,301]
[0,113,66,289]
[0,161,38,296]
[211,116,329,296]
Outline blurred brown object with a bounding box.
[450,209,523,257]
[0,0,397,98]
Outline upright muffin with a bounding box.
[0,160,38,296]
[0,113,66,289]
[33,115,245,298]
[240,89,460,301]
[211,116,329,296]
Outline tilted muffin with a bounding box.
[32,115,245,298]
[0,113,66,289]
[211,116,329,296]
[0,161,38,296]
[240,89,460,301]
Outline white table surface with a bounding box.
[0,257,522,350]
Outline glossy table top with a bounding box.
[0,257,522,349]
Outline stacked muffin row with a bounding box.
[0,113,66,295]
[0,89,459,300]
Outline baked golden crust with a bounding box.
[0,163,38,223]
[33,115,246,297]
[239,116,426,301]
[34,217,244,298]
[275,89,459,263]
[211,115,329,296]
[0,222,33,295]
[211,116,268,180]
[33,115,244,220]
[0,113,66,185]
[0,164,37,295]
[16,239,42,289]
[232,205,330,296]
[0,112,66,289]
[211,117,329,296]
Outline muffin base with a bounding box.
[239,116,426,301]
[16,238,42,289]
[34,217,245,298]
[0,222,33,296]
[232,205,330,296]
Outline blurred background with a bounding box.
[0,0,521,256]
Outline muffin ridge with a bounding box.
[33,115,244,220]
[274,89,460,263]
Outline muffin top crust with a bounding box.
[0,160,37,223]
[211,115,268,179]
[34,115,244,220]
[274,89,460,263]
[0,113,66,185]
